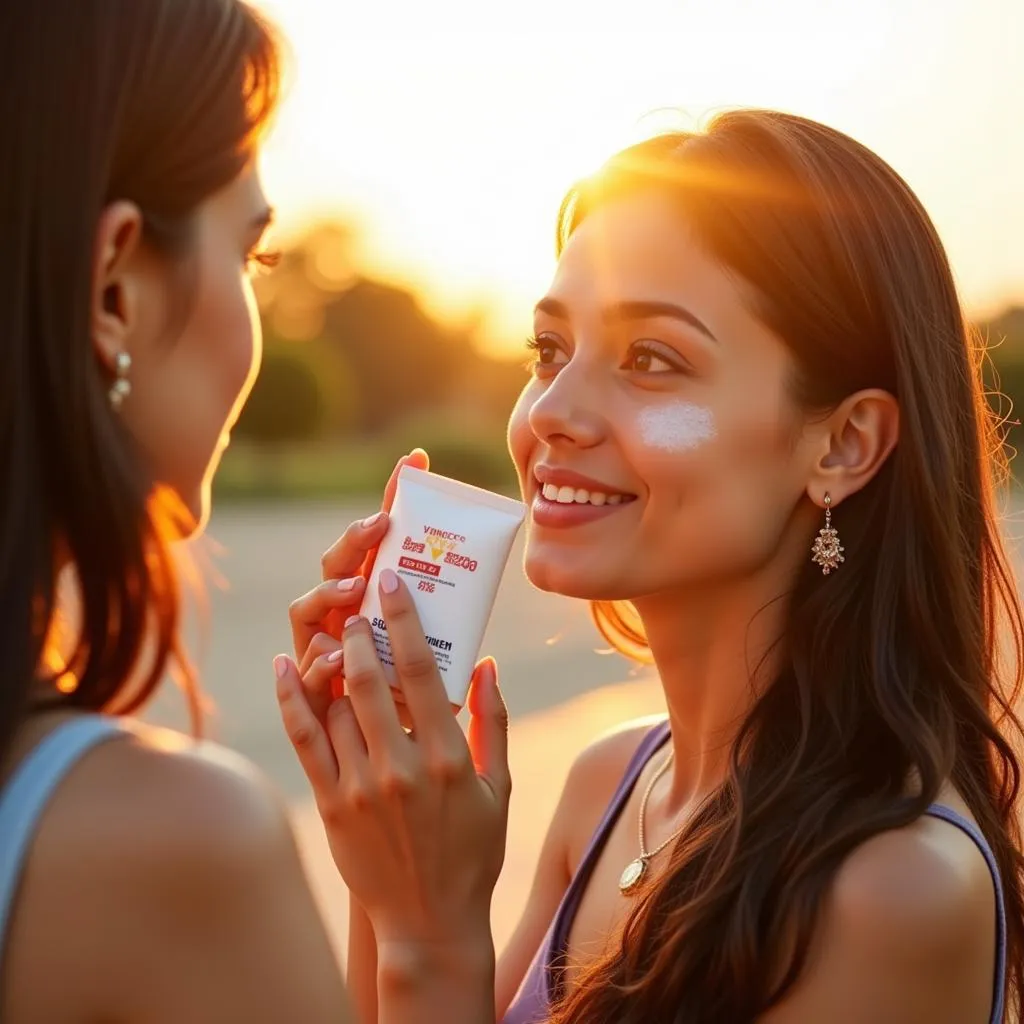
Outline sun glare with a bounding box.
[253,0,1023,356]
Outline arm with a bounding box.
[378,935,496,1024]
[760,815,998,1023]
[495,719,657,1016]
[348,895,378,1023]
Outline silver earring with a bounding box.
[811,493,844,575]
[109,351,132,409]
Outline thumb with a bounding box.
[467,657,511,803]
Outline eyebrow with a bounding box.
[534,296,718,343]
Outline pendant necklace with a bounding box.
[619,748,687,896]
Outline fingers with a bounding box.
[319,513,390,587]
[377,570,465,745]
[467,658,512,804]
[358,449,431,584]
[381,448,429,515]
[340,615,407,763]
[275,655,339,794]
[302,643,346,722]
[291,582,365,665]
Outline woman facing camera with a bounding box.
[284,110,1023,1023]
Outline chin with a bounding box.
[523,549,635,602]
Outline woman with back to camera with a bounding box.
[281,109,1024,1022]
[0,2,506,1021]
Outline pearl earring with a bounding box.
[109,351,132,410]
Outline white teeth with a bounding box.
[538,481,629,506]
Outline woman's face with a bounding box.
[507,190,821,602]
[115,167,273,531]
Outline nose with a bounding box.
[527,359,607,450]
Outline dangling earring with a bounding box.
[109,351,132,410]
[811,493,844,575]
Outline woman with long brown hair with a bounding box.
[283,109,1024,1022]
[0,3,502,1021]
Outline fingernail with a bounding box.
[344,615,362,629]
[361,511,386,529]
[337,577,361,592]
[274,655,290,679]
[380,568,399,594]
[327,649,344,664]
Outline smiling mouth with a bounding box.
[537,482,637,507]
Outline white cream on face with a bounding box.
[636,401,717,452]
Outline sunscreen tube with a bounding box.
[359,466,526,707]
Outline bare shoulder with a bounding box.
[7,722,341,1023]
[765,807,998,1023]
[559,715,666,866]
[45,722,292,872]
[831,810,995,942]
[564,715,665,801]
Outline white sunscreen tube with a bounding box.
[359,466,526,707]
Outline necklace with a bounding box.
[619,748,687,896]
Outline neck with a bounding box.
[633,562,799,814]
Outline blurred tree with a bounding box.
[234,343,332,446]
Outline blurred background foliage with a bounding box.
[219,221,1024,501]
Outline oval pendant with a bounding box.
[619,857,648,895]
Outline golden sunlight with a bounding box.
[252,0,1023,355]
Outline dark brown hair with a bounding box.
[548,111,1024,1021]
[0,0,280,766]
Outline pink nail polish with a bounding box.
[274,655,290,679]
[380,568,399,594]
[361,511,385,529]
[337,577,360,591]
[327,649,343,664]
[344,615,362,629]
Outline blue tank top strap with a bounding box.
[923,803,1007,1024]
[0,715,128,966]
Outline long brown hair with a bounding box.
[548,111,1024,1022]
[0,0,280,767]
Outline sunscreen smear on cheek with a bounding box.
[359,466,526,707]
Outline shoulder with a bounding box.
[766,807,998,1023]
[7,722,314,1019]
[41,722,297,895]
[564,714,666,801]
[558,715,667,866]
[831,810,995,942]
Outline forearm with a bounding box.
[377,934,496,1024]
[346,895,379,1024]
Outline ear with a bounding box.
[91,201,145,372]
[807,388,899,508]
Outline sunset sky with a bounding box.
[252,0,1023,356]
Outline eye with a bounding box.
[525,334,568,374]
[623,341,689,374]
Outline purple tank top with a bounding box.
[500,719,1008,1024]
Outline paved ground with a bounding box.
[144,497,1023,962]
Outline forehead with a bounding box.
[549,191,746,322]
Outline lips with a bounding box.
[530,464,638,519]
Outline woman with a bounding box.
[282,109,1024,1022]
[0,2,485,1021]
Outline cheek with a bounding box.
[633,400,718,454]
[507,381,541,490]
